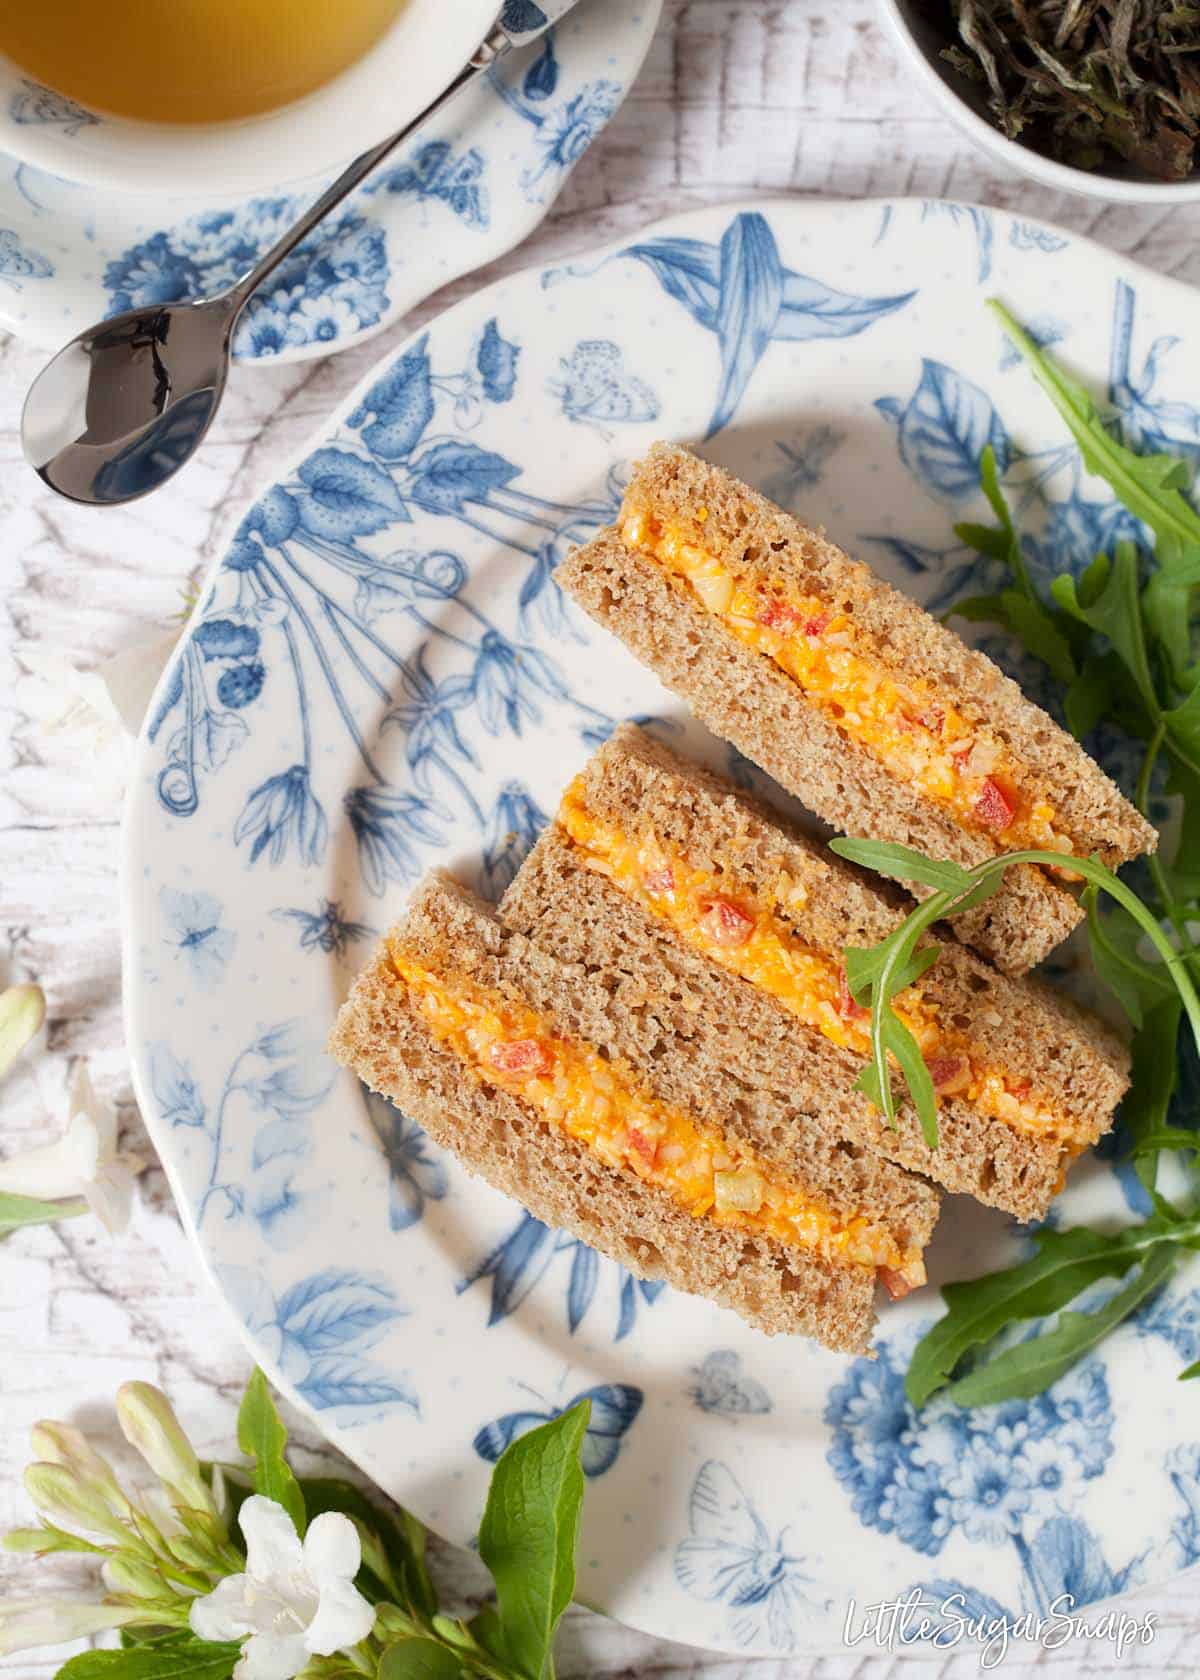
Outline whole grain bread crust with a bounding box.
[627,442,1155,864]
[559,530,1081,974]
[328,875,941,1351]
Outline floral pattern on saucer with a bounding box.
[0,0,660,358]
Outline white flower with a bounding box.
[0,1598,141,1656]
[190,1496,376,1680]
[0,1064,146,1232]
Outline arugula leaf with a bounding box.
[236,1369,305,1537]
[828,838,974,894]
[1166,755,1200,899]
[1126,999,1185,1192]
[1132,1125,1200,1159]
[476,1401,590,1680]
[0,1190,88,1240]
[951,591,1077,684]
[949,445,1078,682]
[844,943,940,1006]
[944,1246,1177,1406]
[1083,886,1175,1028]
[1052,545,1160,720]
[1064,652,1125,741]
[56,1642,242,1679]
[378,1639,463,1680]
[989,299,1200,567]
[906,1218,1192,1407]
[1163,677,1200,781]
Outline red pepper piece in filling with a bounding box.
[878,1266,914,1301]
[627,1127,659,1168]
[836,969,869,1022]
[700,897,755,948]
[925,1053,971,1095]
[489,1039,550,1078]
[974,776,1016,833]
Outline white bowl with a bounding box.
[0,0,500,197]
[877,0,1200,205]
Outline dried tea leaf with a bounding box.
[915,0,1200,180]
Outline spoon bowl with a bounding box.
[22,298,237,505]
[18,3,582,506]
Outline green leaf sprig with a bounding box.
[6,1372,593,1680]
[831,839,1200,1151]
[846,302,1200,1407]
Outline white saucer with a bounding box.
[0,0,660,361]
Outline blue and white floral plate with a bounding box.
[124,199,1200,1654]
[0,0,658,360]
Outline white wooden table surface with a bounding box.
[3,2,1198,1673]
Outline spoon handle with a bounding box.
[226,23,509,313]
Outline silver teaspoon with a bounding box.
[22,1,580,506]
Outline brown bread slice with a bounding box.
[556,443,1157,974]
[501,726,1130,1220]
[329,873,941,1353]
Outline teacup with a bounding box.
[0,0,501,197]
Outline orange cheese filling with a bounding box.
[620,508,1077,863]
[557,781,1081,1145]
[389,943,927,1288]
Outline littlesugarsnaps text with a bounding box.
[843,1589,1158,1668]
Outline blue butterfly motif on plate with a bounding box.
[161,886,236,990]
[674,1460,828,1649]
[373,140,491,233]
[473,1382,643,1478]
[0,227,54,288]
[549,339,660,437]
[363,1090,450,1232]
[10,79,98,133]
[271,898,374,957]
[687,1350,772,1417]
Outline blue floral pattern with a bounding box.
[0,2,659,360]
[146,323,620,893]
[105,201,390,360]
[219,1264,418,1424]
[460,1210,666,1342]
[605,210,916,438]
[125,200,1200,1651]
[823,1331,1160,1619]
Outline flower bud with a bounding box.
[1,1529,55,1554]
[101,1554,176,1605]
[23,1463,128,1543]
[29,1423,130,1516]
[0,1598,141,1657]
[115,1384,214,1517]
[0,984,45,1080]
